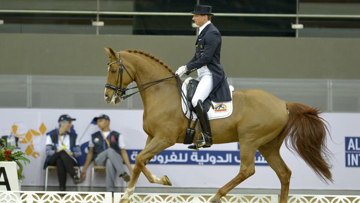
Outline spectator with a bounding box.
[43,114,82,191]
[81,114,133,194]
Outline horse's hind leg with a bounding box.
[258,143,291,203]
[211,142,257,202]
[120,136,174,203]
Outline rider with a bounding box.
[176,5,232,149]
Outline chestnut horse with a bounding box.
[103,47,332,203]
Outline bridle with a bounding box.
[105,51,133,100]
[105,51,177,100]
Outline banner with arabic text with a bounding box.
[0,108,359,190]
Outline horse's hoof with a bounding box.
[119,199,130,203]
[210,199,221,203]
[161,175,172,186]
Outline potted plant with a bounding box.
[0,138,30,180]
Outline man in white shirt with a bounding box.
[81,114,133,194]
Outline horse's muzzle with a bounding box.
[105,89,121,104]
[104,93,111,104]
[109,94,121,105]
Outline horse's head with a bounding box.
[104,47,135,105]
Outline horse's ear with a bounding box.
[108,47,118,58]
[104,47,111,57]
[105,47,117,58]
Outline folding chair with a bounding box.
[44,166,81,191]
[90,165,128,191]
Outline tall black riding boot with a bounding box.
[194,100,212,147]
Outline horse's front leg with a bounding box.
[120,165,141,203]
[135,137,174,185]
[120,137,152,203]
[120,137,174,203]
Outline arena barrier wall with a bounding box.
[1,191,360,203]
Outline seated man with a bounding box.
[44,114,82,191]
[81,114,133,194]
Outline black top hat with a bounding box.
[191,5,213,15]
[58,114,76,122]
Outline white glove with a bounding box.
[175,65,187,77]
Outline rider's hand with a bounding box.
[175,65,187,77]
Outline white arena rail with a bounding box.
[1,191,360,203]
[113,193,278,203]
[288,195,360,203]
[113,193,360,203]
[0,191,112,203]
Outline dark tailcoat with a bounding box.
[186,23,232,102]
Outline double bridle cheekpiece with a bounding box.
[105,51,177,100]
[105,52,133,100]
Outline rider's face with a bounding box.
[192,14,208,27]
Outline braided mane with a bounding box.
[126,50,175,75]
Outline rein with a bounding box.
[121,75,177,100]
[105,51,178,100]
[105,51,197,145]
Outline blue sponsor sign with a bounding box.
[345,137,360,167]
[127,150,268,166]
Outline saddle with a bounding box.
[179,77,234,145]
[186,79,213,113]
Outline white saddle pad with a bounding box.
[181,77,234,120]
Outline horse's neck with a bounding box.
[127,53,178,108]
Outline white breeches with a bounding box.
[192,73,213,107]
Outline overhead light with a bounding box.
[291,24,304,29]
[0,20,4,25]
[92,21,104,27]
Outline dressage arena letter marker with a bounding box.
[0,167,11,190]
[0,162,19,191]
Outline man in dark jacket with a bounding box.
[81,114,133,194]
[44,114,82,191]
[176,5,232,149]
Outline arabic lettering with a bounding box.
[127,150,268,166]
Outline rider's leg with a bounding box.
[191,74,213,108]
[191,74,213,147]
[194,100,212,147]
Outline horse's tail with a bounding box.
[282,102,333,183]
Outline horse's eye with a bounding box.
[111,69,117,73]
